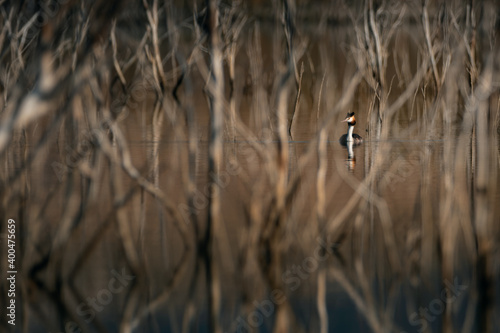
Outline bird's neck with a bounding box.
[347,125,354,142]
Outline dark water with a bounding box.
[5,118,498,332]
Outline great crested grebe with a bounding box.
[339,112,363,145]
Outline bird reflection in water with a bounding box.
[345,141,356,171]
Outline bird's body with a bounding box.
[339,112,363,145]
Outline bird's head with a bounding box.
[341,112,356,125]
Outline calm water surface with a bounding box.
[4,115,499,333]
